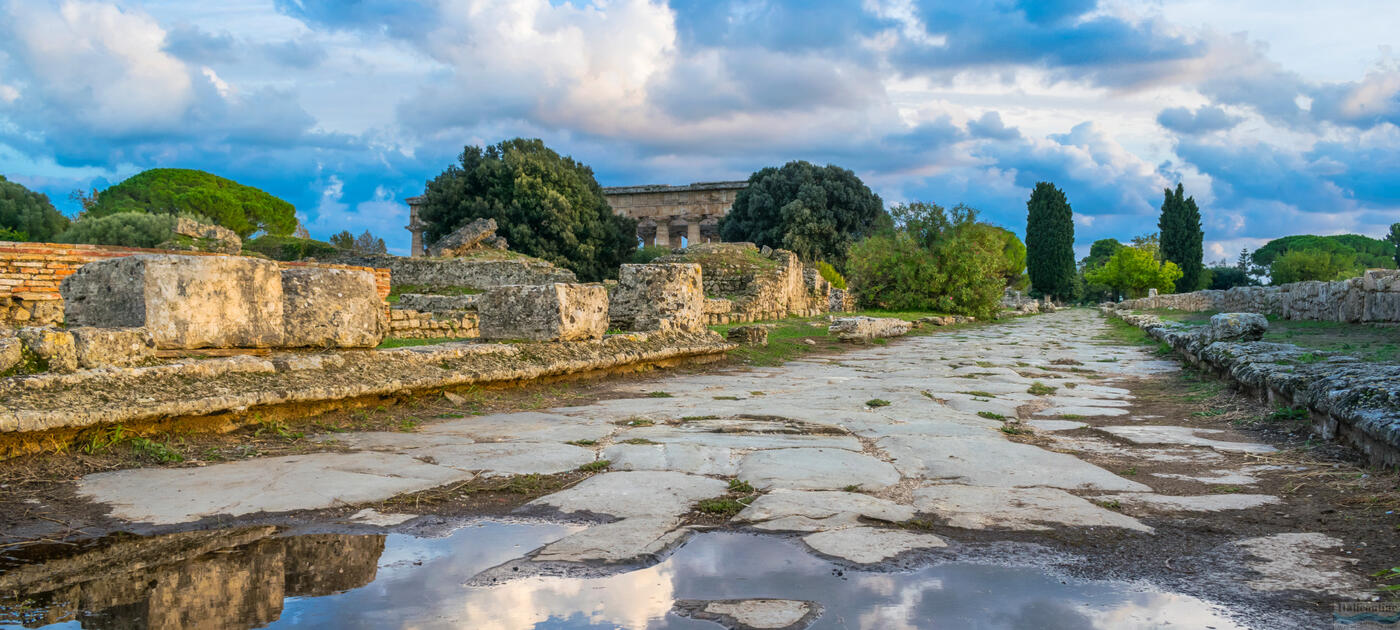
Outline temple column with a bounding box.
[687,218,701,246]
[655,222,671,248]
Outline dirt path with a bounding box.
[3,309,1397,628]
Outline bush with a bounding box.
[846,202,1006,319]
[57,212,176,248]
[1085,245,1182,298]
[88,168,297,238]
[1205,266,1258,290]
[1269,248,1359,284]
[628,245,672,264]
[243,235,340,261]
[816,261,847,289]
[0,174,70,242]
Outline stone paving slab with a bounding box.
[414,442,596,476]
[736,490,917,532]
[527,471,727,519]
[736,448,901,491]
[912,484,1152,533]
[801,526,947,563]
[1101,425,1279,454]
[877,436,1151,491]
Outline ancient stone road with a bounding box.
[75,309,1373,614]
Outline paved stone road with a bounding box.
[76,309,1369,602]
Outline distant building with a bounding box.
[602,181,747,248]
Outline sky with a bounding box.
[0,0,1397,257]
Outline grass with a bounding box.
[865,398,891,408]
[1027,382,1057,396]
[622,438,658,445]
[1096,499,1123,511]
[977,411,1006,420]
[728,479,755,493]
[713,395,741,400]
[1267,405,1310,423]
[999,424,1032,435]
[709,309,965,367]
[961,391,997,398]
[1135,309,1400,363]
[645,391,674,398]
[695,497,749,516]
[377,336,475,349]
[578,460,611,472]
[566,439,597,446]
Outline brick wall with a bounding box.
[1,242,392,327]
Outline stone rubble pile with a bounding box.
[426,217,509,257]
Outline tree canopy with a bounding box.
[56,212,176,249]
[88,169,297,239]
[418,138,636,281]
[1269,248,1358,284]
[1024,182,1076,300]
[1386,223,1399,268]
[846,202,1009,319]
[1086,245,1183,299]
[0,174,70,242]
[718,160,886,269]
[1205,266,1258,290]
[330,229,387,255]
[1158,183,1204,292]
[1251,234,1395,271]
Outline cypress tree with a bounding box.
[1024,182,1076,300]
[1158,183,1204,292]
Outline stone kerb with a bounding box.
[62,254,287,350]
[479,283,609,341]
[281,267,387,348]
[609,263,704,333]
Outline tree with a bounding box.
[1024,182,1076,300]
[329,230,354,250]
[1206,266,1258,290]
[718,160,886,269]
[1269,248,1357,284]
[980,225,1028,290]
[1085,245,1183,299]
[87,169,297,238]
[330,229,387,254]
[1084,239,1123,269]
[418,138,637,281]
[1252,234,1395,270]
[1388,223,1400,268]
[56,212,177,248]
[1158,183,1204,291]
[846,202,1008,318]
[1078,239,1123,303]
[0,175,70,242]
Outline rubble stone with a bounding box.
[609,263,704,332]
[479,283,609,341]
[61,254,285,349]
[828,316,911,341]
[428,218,498,257]
[17,327,77,373]
[70,327,157,368]
[726,325,769,346]
[0,336,21,373]
[1203,312,1268,343]
[281,267,386,348]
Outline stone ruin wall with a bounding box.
[1119,269,1400,323]
[655,243,851,325]
[0,242,391,328]
[331,253,576,291]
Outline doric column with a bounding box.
[687,218,701,246]
[405,196,426,258]
[637,219,657,247]
[654,220,670,248]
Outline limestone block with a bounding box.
[727,325,769,346]
[1204,313,1268,344]
[61,254,285,349]
[828,316,911,341]
[428,217,498,257]
[703,298,733,314]
[478,283,608,341]
[1363,269,1400,292]
[0,336,20,373]
[397,293,480,312]
[1365,291,1400,322]
[70,327,156,368]
[167,217,241,254]
[281,267,387,348]
[17,327,77,373]
[609,263,704,332]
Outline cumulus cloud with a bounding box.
[1156,106,1242,134]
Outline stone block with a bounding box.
[828,316,912,341]
[397,293,480,312]
[1204,313,1268,343]
[18,327,77,372]
[281,267,387,348]
[165,217,241,254]
[609,263,704,332]
[428,218,498,257]
[1363,269,1400,292]
[479,283,608,341]
[0,336,20,374]
[70,327,157,368]
[62,254,285,350]
[726,325,769,346]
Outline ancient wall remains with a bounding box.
[656,243,835,324]
[331,253,574,291]
[0,242,390,328]
[603,181,745,248]
[388,307,479,340]
[1118,269,1400,323]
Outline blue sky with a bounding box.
[0,0,1397,257]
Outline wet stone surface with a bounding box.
[5,309,1382,628]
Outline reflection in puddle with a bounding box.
[2,520,1245,629]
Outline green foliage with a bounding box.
[0,174,70,241]
[1084,239,1123,269]
[1269,248,1359,284]
[815,261,847,289]
[577,460,611,472]
[89,169,296,238]
[1206,265,1258,290]
[57,212,176,248]
[1086,245,1183,298]
[419,138,636,281]
[243,234,340,261]
[1024,182,1076,300]
[1252,234,1395,271]
[330,229,387,254]
[984,225,1028,290]
[1027,382,1057,396]
[628,245,672,264]
[846,202,1007,319]
[865,398,891,407]
[1158,183,1205,291]
[718,160,886,269]
[1387,223,1400,268]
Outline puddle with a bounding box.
[1,520,1248,629]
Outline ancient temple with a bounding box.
[602,181,746,247]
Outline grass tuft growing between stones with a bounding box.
[865,399,891,408]
[999,424,1032,435]
[961,391,997,398]
[645,391,674,398]
[977,411,1005,420]
[694,497,749,516]
[578,460,611,473]
[1027,382,1057,396]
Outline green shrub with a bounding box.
[0,227,25,241]
[243,235,340,261]
[88,168,296,238]
[57,212,176,248]
[816,261,847,289]
[629,245,672,264]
